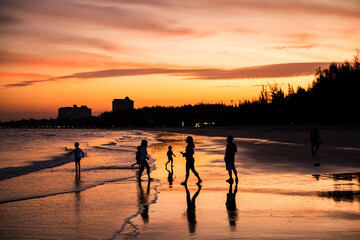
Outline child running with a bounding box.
[67,142,85,174]
[165,146,176,167]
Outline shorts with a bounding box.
[225,161,235,170]
[75,157,81,162]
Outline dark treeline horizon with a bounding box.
[2,54,360,128]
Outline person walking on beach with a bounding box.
[225,135,238,183]
[165,146,176,167]
[181,136,202,185]
[310,127,322,156]
[132,146,141,169]
[138,140,152,181]
[67,142,85,174]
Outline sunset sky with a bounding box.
[1,0,359,121]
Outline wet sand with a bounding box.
[1,127,359,239]
[123,126,360,239]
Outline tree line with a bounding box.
[2,53,359,128]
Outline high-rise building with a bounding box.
[58,105,92,120]
[112,97,134,112]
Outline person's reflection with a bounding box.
[166,165,174,187]
[226,182,238,230]
[185,184,201,234]
[138,179,150,223]
[312,174,320,181]
[74,172,81,215]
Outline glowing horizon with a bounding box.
[0,0,359,121]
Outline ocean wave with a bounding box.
[83,166,138,171]
[101,142,117,146]
[92,146,133,152]
[0,154,71,181]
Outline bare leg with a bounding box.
[146,163,151,179]
[191,166,202,183]
[181,167,190,185]
[139,163,144,180]
[228,170,233,179]
[233,169,238,182]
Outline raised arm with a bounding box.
[67,150,73,158]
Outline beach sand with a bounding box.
[1,126,360,239]
[119,126,360,239]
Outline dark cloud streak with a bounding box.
[4,62,332,88]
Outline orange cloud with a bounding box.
[0,72,52,79]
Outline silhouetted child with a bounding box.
[310,127,322,156]
[165,146,176,167]
[138,140,152,181]
[132,146,141,169]
[180,136,202,185]
[67,142,84,173]
[224,135,238,183]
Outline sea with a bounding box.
[0,128,164,239]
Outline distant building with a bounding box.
[58,105,92,120]
[112,97,134,112]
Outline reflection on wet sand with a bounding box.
[318,190,360,202]
[166,165,174,187]
[313,172,360,182]
[313,172,360,202]
[74,172,81,214]
[226,182,238,230]
[138,179,150,223]
[185,185,201,234]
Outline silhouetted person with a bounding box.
[165,146,176,167]
[310,127,322,156]
[226,182,238,229]
[132,146,141,169]
[225,135,238,183]
[166,165,174,187]
[138,140,152,181]
[185,184,201,234]
[67,142,84,174]
[180,136,202,185]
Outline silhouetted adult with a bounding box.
[226,182,238,229]
[224,135,238,183]
[310,127,322,156]
[180,136,202,185]
[138,140,152,181]
[185,184,201,234]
